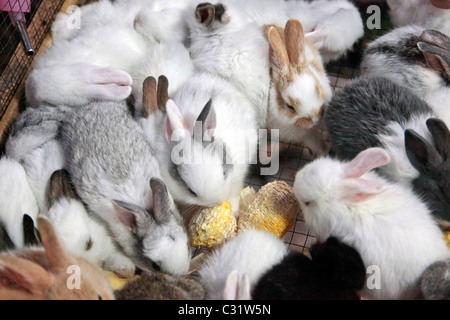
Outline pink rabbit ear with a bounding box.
[343,148,390,179]
[223,270,251,300]
[305,28,326,49]
[165,99,187,143]
[339,178,387,203]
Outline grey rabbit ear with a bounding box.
[149,178,171,224]
[112,200,151,238]
[0,222,15,252]
[417,30,450,78]
[426,118,450,160]
[195,99,216,138]
[47,169,80,209]
[23,214,42,247]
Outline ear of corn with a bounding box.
[237,181,299,238]
[188,201,237,248]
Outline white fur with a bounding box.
[294,150,450,299]
[0,157,39,248]
[199,230,288,300]
[387,0,450,35]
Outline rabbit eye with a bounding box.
[286,104,296,112]
[152,262,161,271]
[304,201,311,207]
[187,187,198,197]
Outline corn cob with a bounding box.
[188,201,237,248]
[237,181,299,238]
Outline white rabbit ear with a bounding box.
[305,28,327,50]
[223,270,251,300]
[339,178,387,203]
[112,200,150,238]
[343,147,390,179]
[165,99,187,143]
[195,99,216,138]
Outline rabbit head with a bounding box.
[266,19,332,133]
[112,177,191,276]
[294,147,390,236]
[0,216,114,300]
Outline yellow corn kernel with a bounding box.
[188,201,237,248]
[237,181,299,238]
[445,231,450,248]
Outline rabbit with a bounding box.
[5,104,71,214]
[293,147,450,300]
[59,98,191,277]
[404,118,450,227]
[0,216,115,300]
[0,157,39,249]
[419,258,450,300]
[323,77,450,225]
[186,4,332,152]
[25,0,189,108]
[46,169,136,278]
[386,0,450,35]
[361,26,450,126]
[147,73,259,217]
[197,229,288,300]
[252,237,366,300]
[114,271,205,300]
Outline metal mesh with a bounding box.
[0,0,66,117]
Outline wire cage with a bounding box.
[0,0,66,119]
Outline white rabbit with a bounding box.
[26,0,189,108]
[151,73,259,217]
[386,0,450,35]
[293,147,450,300]
[198,229,288,300]
[45,169,135,278]
[0,157,39,249]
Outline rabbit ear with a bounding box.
[223,270,251,300]
[417,30,450,78]
[195,3,215,27]
[195,99,216,137]
[284,19,305,66]
[0,255,51,294]
[404,129,439,174]
[37,215,74,270]
[0,222,15,251]
[23,214,41,247]
[427,118,450,160]
[429,0,450,9]
[343,147,391,179]
[157,75,169,113]
[165,99,187,143]
[142,76,158,119]
[339,178,387,203]
[305,28,327,49]
[47,169,80,209]
[112,200,151,238]
[150,178,171,224]
[268,26,290,74]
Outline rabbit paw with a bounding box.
[104,254,136,278]
[195,3,229,27]
[84,67,133,102]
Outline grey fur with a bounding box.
[420,259,450,300]
[59,101,191,275]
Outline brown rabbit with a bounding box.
[114,271,205,300]
[0,216,114,300]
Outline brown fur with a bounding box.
[47,169,81,209]
[142,75,169,118]
[0,216,114,300]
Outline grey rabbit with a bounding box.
[59,79,191,277]
[324,76,449,226]
[114,271,205,300]
[419,258,450,300]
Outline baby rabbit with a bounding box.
[114,271,205,300]
[386,0,450,35]
[252,237,366,300]
[59,98,191,276]
[324,77,449,225]
[46,169,135,277]
[198,229,288,300]
[293,147,450,299]
[361,26,450,125]
[0,216,115,300]
[0,157,39,249]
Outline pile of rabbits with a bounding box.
[1,0,449,300]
